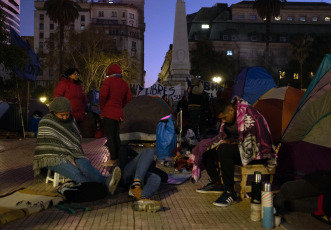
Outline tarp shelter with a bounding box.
[120,95,173,143]
[253,86,305,143]
[277,54,331,180]
[231,67,276,105]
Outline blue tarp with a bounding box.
[231,67,276,105]
[10,27,40,81]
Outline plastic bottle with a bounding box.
[261,182,274,229]
[250,171,262,221]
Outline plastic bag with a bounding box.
[156,114,177,160]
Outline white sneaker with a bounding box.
[132,198,162,213]
[106,166,121,195]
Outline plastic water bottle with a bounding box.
[250,171,262,221]
[261,182,274,229]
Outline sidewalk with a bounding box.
[0,138,326,230]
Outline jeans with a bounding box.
[103,117,121,160]
[48,158,106,184]
[122,148,161,198]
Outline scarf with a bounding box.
[33,113,87,178]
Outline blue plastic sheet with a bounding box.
[155,115,177,160]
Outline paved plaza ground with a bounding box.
[0,138,330,230]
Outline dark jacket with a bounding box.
[53,76,87,122]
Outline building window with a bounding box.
[40,14,44,21]
[237,15,244,20]
[231,35,237,41]
[39,33,44,39]
[312,16,318,22]
[223,35,228,40]
[81,25,85,30]
[50,23,54,30]
[99,11,104,17]
[251,35,257,41]
[122,20,126,24]
[287,16,293,21]
[280,36,287,42]
[132,41,136,49]
[112,11,117,17]
[50,33,54,38]
[129,13,134,19]
[275,16,281,21]
[249,15,256,20]
[299,16,306,22]
[81,15,85,22]
[325,17,331,22]
[39,23,44,30]
[122,12,126,18]
[39,42,44,49]
[201,24,209,29]
[227,50,233,56]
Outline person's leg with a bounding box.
[48,161,90,183]
[141,173,161,199]
[75,158,106,184]
[202,149,220,184]
[103,117,119,161]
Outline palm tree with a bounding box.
[291,33,311,89]
[253,0,286,67]
[44,0,81,75]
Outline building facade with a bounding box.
[33,0,145,87]
[186,1,331,81]
[0,0,20,34]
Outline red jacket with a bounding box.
[53,77,87,122]
[99,76,132,121]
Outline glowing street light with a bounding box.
[212,76,222,84]
[40,97,47,103]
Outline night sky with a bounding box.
[20,0,331,87]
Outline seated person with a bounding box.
[190,98,275,207]
[33,97,121,194]
[117,146,168,212]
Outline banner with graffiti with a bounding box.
[137,82,182,101]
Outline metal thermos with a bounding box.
[261,182,274,229]
[250,171,262,221]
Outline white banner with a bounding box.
[137,82,182,101]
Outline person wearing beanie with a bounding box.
[53,67,87,124]
[99,64,132,166]
[33,97,121,194]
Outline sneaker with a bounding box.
[213,191,237,207]
[132,198,162,213]
[102,160,118,167]
[129,183,142,199]
[106,166,121,195]
[196,182,224,194]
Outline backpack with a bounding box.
[58,181,107,203]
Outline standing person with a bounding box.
[53,68,87,124]
[99,64,132,166]
[33,97,121,194]
[191,98,276,206]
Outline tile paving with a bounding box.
[0,138,326,230]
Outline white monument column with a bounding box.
[170,0,191,78]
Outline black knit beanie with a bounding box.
[49,97,72,113]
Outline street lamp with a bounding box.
[212,76,222,84]
[40,96,47,103]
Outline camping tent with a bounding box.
[253,86,305,143]
[231,67,276,105]
[120,95,173,143]
[277,54,331,180]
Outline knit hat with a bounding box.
[191,78,200,86]
[107,64,122,76]
[49,97,72,113]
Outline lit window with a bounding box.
[250,15,256,20]
[299,16,306,22]
[287,16,293,21]
[81,25,85,30]
[227,50,233,56]
[237,15,244,20]
[231,35,237,41]
[201,24,210,29]
[223,35,228,40]
[312,16,318,22]
[325,17,331,22]
[275,16,281,21]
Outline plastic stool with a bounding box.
[46,169,65,187]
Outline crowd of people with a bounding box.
[32,69,329,223]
